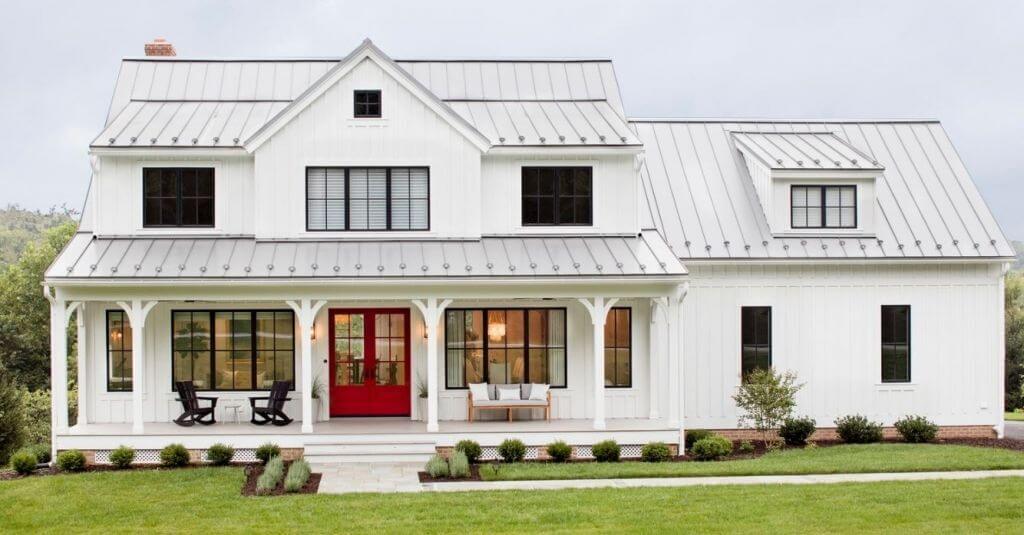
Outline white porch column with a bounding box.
[579,297,619,430]
[76,303,88,426]
[412,298,452,433]
[286,299,327,434]
[43,287,74,442]
[666,283,688,447]
[649,297,668,420]
[117,299,157,434]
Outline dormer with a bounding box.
[731,131,884,237]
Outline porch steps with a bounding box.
[303,440,437,464]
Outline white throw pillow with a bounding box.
[529,384,549,401]
[469,383,490,401]
[498,386,520,401]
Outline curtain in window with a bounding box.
[445,309,565,388]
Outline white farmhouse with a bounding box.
[44,39,1012,463]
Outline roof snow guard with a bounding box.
[46,233,685,281]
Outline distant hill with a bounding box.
[0,205,77,267]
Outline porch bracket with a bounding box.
[578,297,619,430]
[411,298,452,433]
[286,299,327,434]
[117,299,158,435]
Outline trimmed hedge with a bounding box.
[55,450,86,472]
[641,442,671,462]
[779,416,816,446]
[109,446,135,469]
[894,415,938,443]
[685,429,713,450]
[546,440,572,463]
[592,440,620,463]
[10,449,37,475]
[692,435,733,461]
[498,439,527,463]
[455,440,482,464]
[835,414,883,444]
[255,443,281,465]
[206,443,235,466]
[159,444,190,468]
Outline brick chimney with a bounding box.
[144,38,176,57]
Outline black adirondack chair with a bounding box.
[173,381,218,426]
[249,381,293,426]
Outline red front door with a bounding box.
[329,308,411,416]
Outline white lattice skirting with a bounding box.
[93,448,258,464]
[474,444,646,461]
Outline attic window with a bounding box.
[354,90,381,118]
[791,185,856,229]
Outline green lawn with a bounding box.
[1007,411,1024,421]
[481,444,1024,481]
[2,468,1024,533]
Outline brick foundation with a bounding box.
[707,425,996,441]
[436,442,679,460]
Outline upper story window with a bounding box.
[354,90,382,118]
[791,185,856,229]
[522,167,592,226]
[306,167,429,231]
[143,168,214,227]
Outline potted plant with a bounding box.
[416,375,428,422]
[311,375,326,422]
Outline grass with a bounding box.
[2,467,1024,532]
[481,444,1024,481]
[1006,411,1024,421]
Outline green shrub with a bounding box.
[256,456,285,494]
[205,443,235,466]
[738,440,755,454]
[255,443,281,465]
[641,441,671,462]
[684,429,713,451]
[591,440,620,462]
[28,444,50,465]
[425,454,450,477]
[448,451,470,478]
[835,414,883,444]
[546,440,572,463]
[779,416,817,446]
[283,458,311,492]
[894,415,939,443]
[109,446,135,469]
[0,368,27,466]
[454,440,482,464]
[692,435,733,461]
[10,449,37,475]
[497,439,527,463]
[159,443,190,468]
[55,449,86,472]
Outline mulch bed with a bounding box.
[0,462,254,481]
[241,461,321,496]
[418,464,483,483]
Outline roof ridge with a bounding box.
[630,117,942,124]
[120,56,614,63]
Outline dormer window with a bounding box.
[791,185,856,229]
[354,90,381,118]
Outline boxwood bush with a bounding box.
[10,449,38,475]
[159,443,190,468]
[692,435,733,461]
[255,443,281,465]
[684,429,713,451]
[498,439,527,463]
[835,414,883,444]
[591,440,620,462]
[205,443,235,466]
[894,415,939,443]
[55,449,86,472]
[28,444,50,465]
[641,441,671,462]
[109,445,135,469]
[779,416,817,446]
[454,439,482,464]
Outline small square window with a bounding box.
[354,90,381,118]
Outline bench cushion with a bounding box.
[473,399,548,407]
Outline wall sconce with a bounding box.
[310,323,317,342]
[422,319,429,339]
[488,321,506,341]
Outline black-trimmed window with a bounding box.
[143,167,214,227]
[354,90,381,118]
[522,167,592,226]
[881,305,911,383]
[604,307,632,387]
[741,306,771,377]
[172,310,295,391]
[791,185,856,229]
[106,310,133,392]
[306,167,429,231]
[445,308,566,388]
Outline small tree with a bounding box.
[732,369,803,446]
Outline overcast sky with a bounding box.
[1,0,1022,237]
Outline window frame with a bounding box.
[142,167,215,228]
[444,307,568,389]
[305,166,430,232]
[740,306,772,378]
[790,185,857,229]
[353,90,382,118]
[170,309,295,392]
[106,309,133,392]
[881,305,912,383]
[521,166,594,227]
[604,307,632,388]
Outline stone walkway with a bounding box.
[314,464,1024,494]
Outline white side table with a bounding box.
[222,402,243,424]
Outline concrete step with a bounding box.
[306,453,434,464]
[304,441,437,456]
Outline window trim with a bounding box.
[881,305,912,383]
[520,166,594,227]
[604,307,632,388]
[142,167,216,228]
[170,309,296,392]
[444,307,568,390]
[304,166,431,232]
[353,89,382,118]
[790,185,857,229]
[106,309,133,393]
[740,306,772,378]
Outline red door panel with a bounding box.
[329,309,410,416]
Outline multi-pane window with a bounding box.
[445,308,566,388]
[354,90,382,118]
[741,306,772,377]
[604,307,632,387]
[522,167,592,226]
[881,305,911,383]
[106,310,133,392]
[306,167,429,231]
[143,167,214,227]
[172,310,294,391]
[791,185,856,229]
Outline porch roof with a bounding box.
[46,232,686,282]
